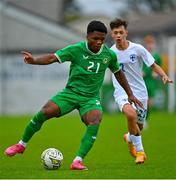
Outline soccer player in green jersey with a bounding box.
[143,35,162,122]
[5,20,142,170]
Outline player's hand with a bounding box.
[162,75,173,84]
[128,95,144,108]
[21,51,35,64]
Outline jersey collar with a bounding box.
[85,41,104,55]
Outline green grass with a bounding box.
[0,112,176,179]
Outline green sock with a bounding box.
[77,124,99,159]
[22,111,47,143]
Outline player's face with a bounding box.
[87,31,106,53]
[144,41,155,52]
[111,25,128,45]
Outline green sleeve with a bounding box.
[108,50,120,73]
[54,45,73,63]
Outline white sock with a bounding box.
[73,156,82,162]
[130,135,144,152]
[18,140,27,147]
[127,132,132,143]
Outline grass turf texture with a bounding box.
[0,112,176,179]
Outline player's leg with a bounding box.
[21,101,61,143]
[135,103,148,164]
[70,98,102,170]
[5,88,76,157]
[77,109,102,158]
[116,96,146,163]
[114,96,139,158]
[5,100,61,156]
[123,104,147,164]
[122,104,140,158]
[71,110,102,170]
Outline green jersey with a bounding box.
[143,52,162,97]
[55,41,120,97]
[143,52,162,79]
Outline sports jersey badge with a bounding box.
[103,58,109,64]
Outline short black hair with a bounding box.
[110,18,128,30]
[87,20,107,34]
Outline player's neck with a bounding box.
[116,40,129,50]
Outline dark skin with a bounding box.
[21,31,142,126]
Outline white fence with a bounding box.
[168,37,176,113]
[0,55,69,114]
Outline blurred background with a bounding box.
[0,0,176,115]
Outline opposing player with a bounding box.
[109,18,173,164]
[4,20,142,170]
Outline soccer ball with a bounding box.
[41,148,63,170]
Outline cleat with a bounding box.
[135,151,147,164]
[4,143,25,157]
[70,160,88,170]
[124,133,137,158]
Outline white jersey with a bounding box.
[111,41,155,100]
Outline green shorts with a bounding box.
[50,88,102,117]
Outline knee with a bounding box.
[41,101,61,119]
[82,110,102,125]
[125,109,137,121]
[87,115,101,125]
[41,107,50,119]
[92,111,102,125]
[92,116,101,125]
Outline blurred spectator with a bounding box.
[143,35,162,120]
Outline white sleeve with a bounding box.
[138,45,155,67]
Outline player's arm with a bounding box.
[151,63,173,84]
[21,51,58,65]
[114,70,143,108]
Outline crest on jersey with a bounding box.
[129,54,136,62]
[103,58,109,64]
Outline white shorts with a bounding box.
[114,95,148,124]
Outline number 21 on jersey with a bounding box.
[87,61,100,73]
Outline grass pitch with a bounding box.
[0,112,176,179]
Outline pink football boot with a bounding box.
[70,160,88,170]
[5,143,25,156]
